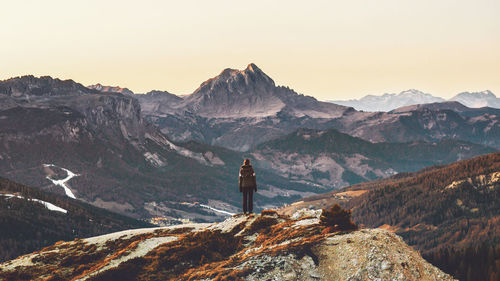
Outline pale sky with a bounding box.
[1,0,499,100]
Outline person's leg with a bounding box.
[248,190,253,214]
[242,189,248,214]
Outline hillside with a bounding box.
[281,152,500,281]
[0,176,151,263]
[0,209,454,281]
[252,128,496,188]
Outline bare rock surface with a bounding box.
[315,229,454,281]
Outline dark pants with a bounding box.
[242,188,254,214]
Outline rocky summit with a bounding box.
[0,209,454,281]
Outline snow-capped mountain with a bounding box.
[450,90,500,108]
[330,89,445,112]
[331,89,500,111]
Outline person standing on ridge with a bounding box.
[239,158,257,214]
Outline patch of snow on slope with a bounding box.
[204,151,225,165]
[1,194,67,213]
[84,224,209,247]
[43,164,78,199]
[199,204,235,216]
[144,133,210,165]
[143,152,165,167]
[80,236,178,281]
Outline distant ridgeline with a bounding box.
[0,177,151,262]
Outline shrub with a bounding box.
[320,204,358,232]
[247,216,278,233]
[260,209,278,216]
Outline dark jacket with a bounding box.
[239,164,257,192]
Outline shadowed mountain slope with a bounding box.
[0,176,151,262]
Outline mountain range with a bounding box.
[0,66,498,224]
[330,89,500,112]
[131,65,500,151]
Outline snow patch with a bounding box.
[143,152,165,167]
[1,193,67,214]
[199,204,235,216]
[204,151,225,165]
[43,164,78,199]
[144,133,210,165]
[80,236,178,280]
[292,218,320,228]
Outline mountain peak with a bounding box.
[454,90,496,98]
[245,62,260,73]
[191,64,276,97]
[450,90,499,108]
[399,89,431,96]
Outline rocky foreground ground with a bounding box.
[0,209,454,281]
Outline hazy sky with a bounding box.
[1,0,499,100]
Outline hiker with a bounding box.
[239,158,257,214]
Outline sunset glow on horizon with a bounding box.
[1,0,499,100]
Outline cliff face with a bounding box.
[0,210,454,281]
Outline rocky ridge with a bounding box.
[0,209,454,281]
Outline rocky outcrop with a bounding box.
[87,83,135,96]
[0,209,454,281]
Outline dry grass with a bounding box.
[1,212,360,281]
